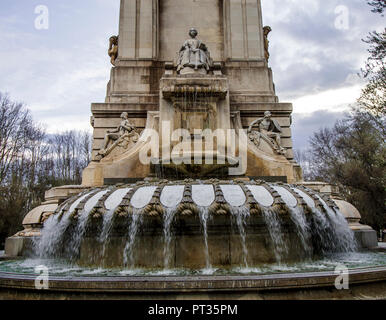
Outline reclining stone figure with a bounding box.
[248,111,286,155]
[96,112,139,160]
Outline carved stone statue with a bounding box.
[108,36,119,66]
[263,26,272,62]
[96,112,139,160]
[248,111,285,155]
[177,28,212,74]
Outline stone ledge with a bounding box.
[0,267,385,300]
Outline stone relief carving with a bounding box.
[96,112,139,161]
[177,28,213,74]
[248,111,286,155]
[108,36,119,66]
[263,26,272,62]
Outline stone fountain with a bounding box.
[2,0,383,299]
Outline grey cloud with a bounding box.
[291,110,348,151]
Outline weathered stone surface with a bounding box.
[22,203,58,226]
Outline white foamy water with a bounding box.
[220,185,246,207]
[36,212,72,258]
[192,185,215,207]
[105,188,132,211]
[316,196,357,253]
[35,191,96,258]
[130,186,157,209]
[160,186,185,208]
[272,186,297,208]
[246,185,274,207]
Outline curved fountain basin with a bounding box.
[0,253,385,299]
[1,252,385,276]
[26,181,359,270]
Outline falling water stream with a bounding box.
[66,190,109,262]
[99,188,132,261]
[231,206,251,268]
[36,191,94,258]
[317,196,357,252]
[198,207,212,270]
[123,210,143,267]
[261,208,288,263]
[163,207,177,269]
[288,206,312,258]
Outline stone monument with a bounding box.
[5,0,379,260]
[82,0,302,186]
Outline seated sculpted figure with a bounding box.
[99,112,137,156]
[177,28,212,74]
[248,111,285,155]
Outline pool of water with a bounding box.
[0,252,385,277]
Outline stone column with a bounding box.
[224,0,264,60]
[118,0,159,60]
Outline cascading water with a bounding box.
[35,212,71,258]
[231,206,250,268]
[287,206,312,258]
[65,190,109,262]
[98,208,115,260]
[273,186,312,258]
[123,210,143,267]
[163,207,176,269]
[220,185,250,267]
[35,191,94,259]
[261,208,288,263]
[160,185,185,268]
[317,196,357,253]
[198,207,212,270]
[99,188,132,261]
[30,181,362,271]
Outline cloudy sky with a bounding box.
[0,0,384,151]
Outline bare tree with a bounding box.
[0,93,92,248]
[0,94,33,185]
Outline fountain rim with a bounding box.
[0,266,385,294]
